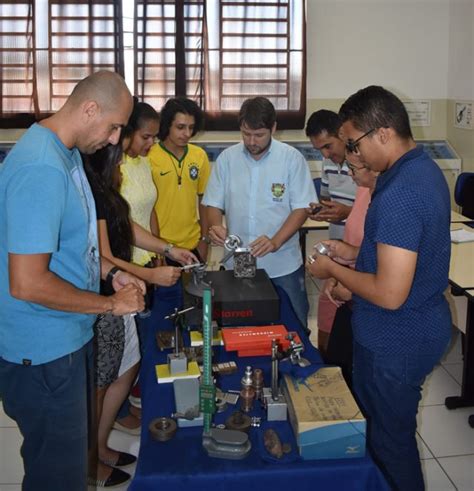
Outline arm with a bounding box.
[131,221,197,265]
[8,253,144,316]
[307,242,417,310]
[321,239,359,264]
[150,209,160,237]
[207,206,227,246]
[196,195,210,261]
[250,208,307,257]
[195,153,212,260]
[314,200,353,222]
[98,220,181,287]
[324,278,352,306]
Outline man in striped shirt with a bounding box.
[305,110,357,354]
[306,110,356,240]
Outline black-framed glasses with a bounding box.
[345,128,375,155]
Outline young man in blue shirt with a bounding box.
[308,86,451,491]
[203,97,316,333]
[0,71,145,491]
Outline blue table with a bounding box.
[129,283,389,491]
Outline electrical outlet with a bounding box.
[454,101,473,130]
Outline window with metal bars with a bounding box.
[0,0,123,128]
[135,0,306,130]
[1,0,305,129]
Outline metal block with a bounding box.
[263,387,288,421]
[167,352,188,375]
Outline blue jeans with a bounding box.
[271,265,309,331]
[353,341,448,491]
[0,340,94,491]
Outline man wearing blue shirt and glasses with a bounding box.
[203,97,316,334]
[308,86,452,491]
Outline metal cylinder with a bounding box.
[271,339,279,401]
[240,386,256,413]
[252,368,264,400]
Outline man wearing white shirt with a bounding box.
[203,97,316,333]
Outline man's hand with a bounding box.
[149,266,181,287]
[112,270,146,295]
[250,235,278,257]
[168,247,199,265]
[110,283,145,316]
[208,225,227,246]
[319,240,358,264]
[324,278,343,307]
[324,278,352,306]
[333,282,352,303]
[312,200,352,223]
[306,254,334,279]
[306,202,325,221]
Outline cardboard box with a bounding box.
[283,367,366,460]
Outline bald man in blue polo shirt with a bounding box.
[308,86,452,491]
[0,72,145,491]
[203,97,317,333]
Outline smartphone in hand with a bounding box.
[310,204,324,215]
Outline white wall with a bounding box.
[307,0,451,100]
[448,0,474,100]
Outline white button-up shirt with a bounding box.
[203,139,316,278]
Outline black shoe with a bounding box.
[101,451,137,467]
[88,467,131,488]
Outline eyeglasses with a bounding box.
[345,128,375,155]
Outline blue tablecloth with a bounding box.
[129,282,389,491]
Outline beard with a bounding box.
[245,139,271,157]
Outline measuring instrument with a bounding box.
[200,285,251,459]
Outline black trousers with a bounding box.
[325,302,354,387]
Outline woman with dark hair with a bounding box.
[84,143,141,488]
[85,132,196,487]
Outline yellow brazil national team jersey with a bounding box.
[148,142,211,249]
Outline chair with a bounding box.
[454,172,474,219]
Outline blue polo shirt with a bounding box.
[202,139,316,278]
[0,124,99,365]
[352,146,452,354]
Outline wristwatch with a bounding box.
[200,236,211,245]
[163,243,174,255]
[106,266,121,284]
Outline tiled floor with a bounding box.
[1,246,473,490]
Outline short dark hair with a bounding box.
[122,98,159,141]
[339,85,413,139]
[305,110,341,138]
[238,97,276,130]
[158,97,203,141]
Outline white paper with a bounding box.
[451,228,474,243]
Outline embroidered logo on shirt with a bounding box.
[160,171,171,176]
[189,164,199,180]
[271,183,285,201]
